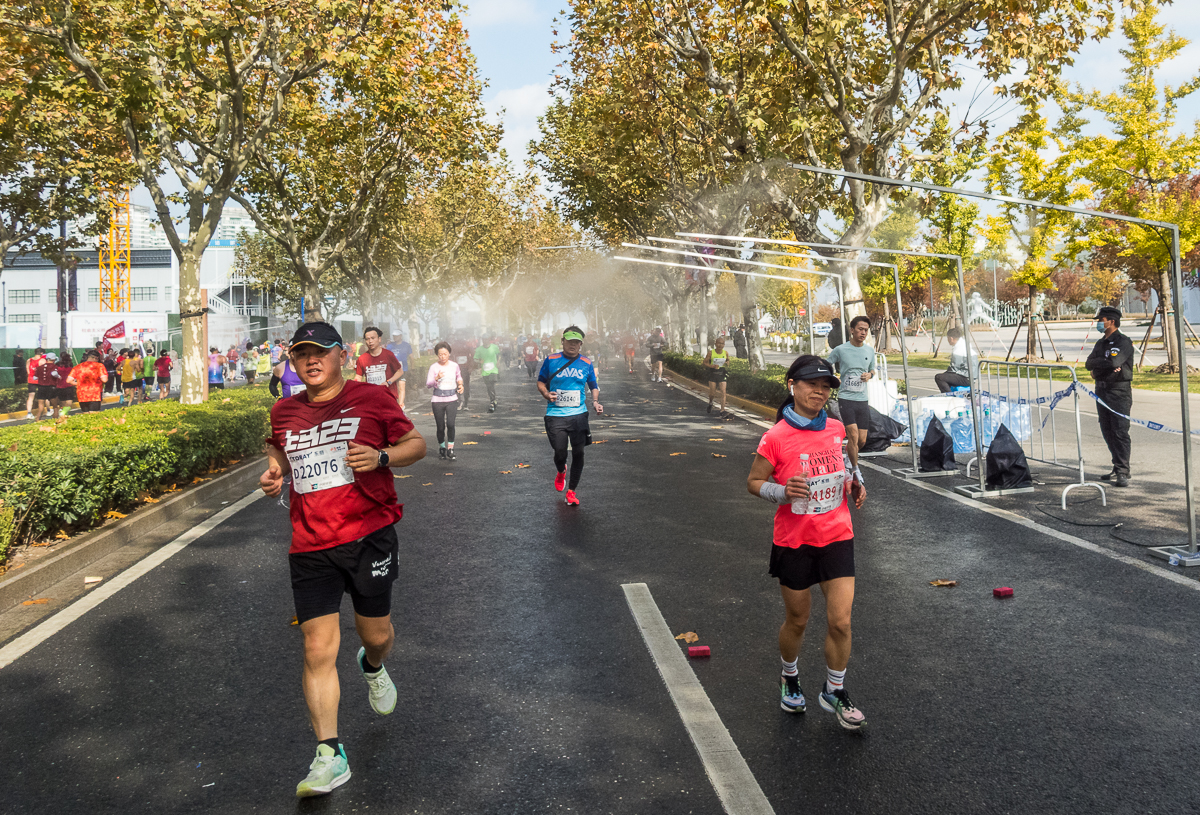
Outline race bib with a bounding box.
[437,373,454,390]
[284,383,302,397]
[841,372,865,393]
[456,356,468,365]
[525,346,536,355]
[288,443,354,495]
[365,367,387,386]
[713,357,727,368]
[555,389,582,408]
[791,471,844,515]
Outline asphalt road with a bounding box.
[3,356,1200,814]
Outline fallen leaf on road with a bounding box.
[708,438,723,442]
[290,616,298,626]
[105,511,127,520]
[929,579,958,588]
[516,463,531,469]
[22,598,49,605]
[674,632,699,643]
[461,441,478,445]
[421,482,432,486]
[710,426,723,429]
[84,576,103,585]
[500,470,512,474]
[444,473,454,476]
[192,477,210,484]
[623,439,640,443]
[593,440,608,444]
[712,453,727,458]
[55,530,69,540]
[670,452,687,456]
[395,474,412,478]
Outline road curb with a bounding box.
[661,367,777,421]
[0,456,265,611]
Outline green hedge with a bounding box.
[0,386,24,413]
[0,388,274,546]
[663,352,792,408]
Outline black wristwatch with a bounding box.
[377,449,390,468]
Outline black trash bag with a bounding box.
[862,406,904,453]
[985,423,1032,489]
[919,416,956,472]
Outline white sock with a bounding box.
[781,657,798,677]
[826,666,846,693]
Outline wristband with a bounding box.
[758,482,787,504]
[377,449,390,468]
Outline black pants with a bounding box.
[432,400,458,444]
[525,359,537,378]
[934,370,970,393]
[459,370,471,408]
[1096,384,1132,476]
[545,414,589,490]
[482,373,497,404]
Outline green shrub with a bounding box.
[663,352,792,408]
[0,503,13,564]
[0,388,274,543]
[0,387,24,414]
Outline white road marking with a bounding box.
[0,490,266,671]
[622,582,775,815]
[665,369,1200,591]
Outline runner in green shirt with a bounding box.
[142,346,157,399]
[474,337,501,413]
[825,316,875,472]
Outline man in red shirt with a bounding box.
[260,321,425,798]
[25,347,45,419]
[354,326,405,408]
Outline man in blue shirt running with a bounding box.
[537,326,603,506]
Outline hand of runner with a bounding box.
[850,480,867,508]
[784,476,810,501]
[861,371,873,381]
[594,402,604,413]
[260,463,284,497]
[547,391,558,402]
[346,442,382,473]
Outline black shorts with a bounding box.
[707,369,728,383]
[290,524,399,624]
[156,376,170,385]
[36,385,56,401]
[122,380,139,392]
[80,401,102,413]
[545,413,590,450]
[209,381,225,390]
[837,398,870,429]
[769,539,854,591]
[27,383,38,393]
[650,353,664,363]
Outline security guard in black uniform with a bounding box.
[1084,306,1134,487]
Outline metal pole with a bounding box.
[957,258,986,495]
[807,283,814,355]
[893,263,919,472]
[58,218,67,355]
[930,276,936,355]
[1168,225,1197,557]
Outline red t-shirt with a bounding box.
[523,343,538,362]
[70,361,107,402]
[27,355,42,385]
[755,417,854,548]
[55,362,73,390]
[268,380,414,554]
[155,355,172,377]
[355,349,403,396]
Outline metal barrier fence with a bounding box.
[965,360,1106,508]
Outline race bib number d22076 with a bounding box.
[555,389,582,408]
[288,442,355,495]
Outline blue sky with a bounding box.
[463,1,1200,173]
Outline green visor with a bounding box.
[562,330,584,342]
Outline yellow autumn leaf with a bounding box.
[929,579,958,587]
[670,452,687,456]
[712,453,727,458]
[674,631,699,643]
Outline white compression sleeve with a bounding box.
[758,481,788,504]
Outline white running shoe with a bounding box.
[357,647,397,715]
[295,743,350,797]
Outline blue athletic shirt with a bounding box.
[538,353,598,417]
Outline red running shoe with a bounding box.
[565,490,579,506]
[554,471,566,492]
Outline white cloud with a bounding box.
[487,82,552,169]
[464,0,538,28]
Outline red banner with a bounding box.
[101,321,125,353]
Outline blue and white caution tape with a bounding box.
[1076,383,1200,437]
[972,383,1076,407]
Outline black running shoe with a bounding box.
[780,674,806,713]
[446,449,456,461]
[438,447,446,460]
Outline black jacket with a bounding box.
[1085,330,1134,387]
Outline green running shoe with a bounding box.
[295,743,350,797]
[358,647,397,715]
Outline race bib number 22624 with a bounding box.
[288,442,355,494]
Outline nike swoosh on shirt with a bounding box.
[340,408,354,414]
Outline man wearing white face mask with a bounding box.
[1085,306,1134,487]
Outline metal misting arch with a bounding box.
[785,163,1196,565]
[678,232,985,486]
[614,245,926,474]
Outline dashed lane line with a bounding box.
[622,582,775,815]
[0,490,266,671]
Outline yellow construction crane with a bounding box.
[99,189,131,312]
